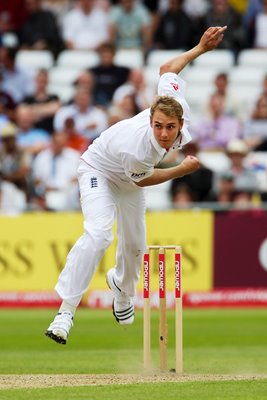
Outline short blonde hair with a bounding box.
[150,96,183,120]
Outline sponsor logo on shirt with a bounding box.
[171,82,179,91]
[131,172,146,178]
[90,177,98,188]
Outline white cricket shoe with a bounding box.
[45,311,74,344]
[106,268,134,325]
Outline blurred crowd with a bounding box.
[0,0,267,213]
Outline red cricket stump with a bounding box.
[159,247,168,371]
[143,245,183,374]
[143,249,151,371]
[175,246,183,373]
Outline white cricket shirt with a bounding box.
[81,72,192,188]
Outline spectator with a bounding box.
[18,0,64,56]
[243,0,262,47]
[211,72,243,119]
[54,86,108,141]
[224,138,260,192]
[197,0,246,54]
[193,92,241,151]
[63,117,90,154]
[243,94,267,151]
[74,70,95,94]
[0,77,16,122]
[210,171,235,205]
[254,0,267,48]
[170,141,214,202]
[171,183,194,208]
[41,0,73,29]
[182,0,209,19]
[0,1,28,37]
[31,130,80,211]
[15,105,51,155]
[109,0,152,51]
[89,42,130,107]
[62,0,109,50]
[0,122,30,212]
[112,68,155,111]
[262,74,267,96]
[153,0,193,50]
[22,68,61,134]
[0,46,34,102]
[110,91,141,123]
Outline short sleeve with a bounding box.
[157,72,187,101]
[157,72,192,148]
[121,153,154,183]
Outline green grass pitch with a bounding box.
[0,308,267,399]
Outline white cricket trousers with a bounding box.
[55,160,147,307]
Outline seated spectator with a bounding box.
[0,1,28,49]
[0,93,16,120]
[193,92,241,151]
[15,105,51,155]
[253,0,267,48]
[111,93,140,120]
[0,122,30,212]
[243,94,267,151]
[153,0,193,50]
[109,0,152,51]
[53,86,108,141]
[18,0,64,57]
[197,0,246,54]
[212,72,242,118]
[31,130,80,211]
[74,70,95,94]
[243,0,262,47]
[0,46,34,102]
[112,68,155,111]
[210,171,235,205]
[41,0,73,29]
[171,183,194,208]
[63,117,90,153]
[211,139,260,203]
[22,68,61,134]
[0,78,16,123]
[182,0,209,19]
[170,141,214,202]
[89,42,130,107]
[62,0,109,50]
[262,74,267,96]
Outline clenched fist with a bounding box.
[180,155,200,175]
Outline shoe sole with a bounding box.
[45,330,67,344]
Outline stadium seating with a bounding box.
[16,50,54,71]
[49,67,82,87]
[57,50,99,69]
[229,66,266,86]
[147,49,185,67]
[47,83,75,103]
[193,49,235,71]
[114,49,144,69]
[238,49,267,68]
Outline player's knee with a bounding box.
[84,224,113,249]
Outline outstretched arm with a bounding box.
[159,26,227,76]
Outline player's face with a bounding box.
[151,110,183,149]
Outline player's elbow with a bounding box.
[134,180,146,187]
[159,62,172,76]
